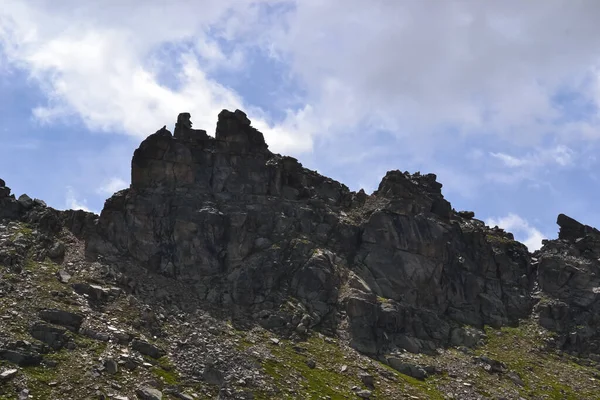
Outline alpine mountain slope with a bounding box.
[0,110,599,399]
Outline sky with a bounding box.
[2,1,600,251]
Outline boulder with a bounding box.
[29,321,69,350]
[0,349,42,367]
[17,194,34,209]
[39,309,84,331]
[131,339,165,359]
[386,358,427,380]
[557,214,598,241]
[136,387,163,400]
[0,368,18,381]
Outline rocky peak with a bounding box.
[557,213,600,242]
[86,110,539,357]
[374,170,451,218]
[0,179,19,220]
[216,109,268,152]
[131,110,272,191]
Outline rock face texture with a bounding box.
[87,110,536,355]
[535,214,600,355]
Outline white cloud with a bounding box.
[490,145,575,169]
[0,0,311,155]
[3,1,600,158]
[65,186,91,212]
[266,1,600,148]
[483,145,575,186]
[97,177,128,195]
[486,213,546,251]
[489,152,527,168]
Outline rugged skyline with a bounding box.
[1,108,599,398]
[3,1,600,250]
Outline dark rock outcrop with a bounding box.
[3,110,596,358]
[131,339,165,359]
[0,180,98,240]
[39,309,85,332]
[29,322,69,350]
[0,181,20,219]
[86,110,536,355]
[535,214,600,355]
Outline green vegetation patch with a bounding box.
[10,224,33,240]
[252,332,446,400]
[477,322,600,399]
[151,355,181,385]
[485,234,514,246]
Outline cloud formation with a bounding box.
[65,186,91,212]
[272,1,600,145]
[3,1,600,153]
[0,0,312,154]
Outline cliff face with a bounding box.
[535,214,600,355]
[88,110,535,356]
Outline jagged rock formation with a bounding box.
[535,214,600,356]
[88,110,536,356]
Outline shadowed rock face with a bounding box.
[86,109,537,356]
[535,214,600,355]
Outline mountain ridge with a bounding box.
[0,110,599,399]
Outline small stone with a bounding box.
[18,389,30,400]
[56,270,72,283]
[341,365,348,373]
[48,241,65,259]
[306,359,316,369]
[356,389,372,399]
[507,371,525,386]
[65,342,77,350]
[105,358,119,374]
[122,357,138,370]
[0,368,18,380]
[359,372,374,388]
[174,394,194,400]
[269,338,280,345]
[136,387,163,400]
[203,364,224,386]
[131,339,165,359]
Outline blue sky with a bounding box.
[2,1,600,250]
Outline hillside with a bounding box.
[0,110,599,399]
